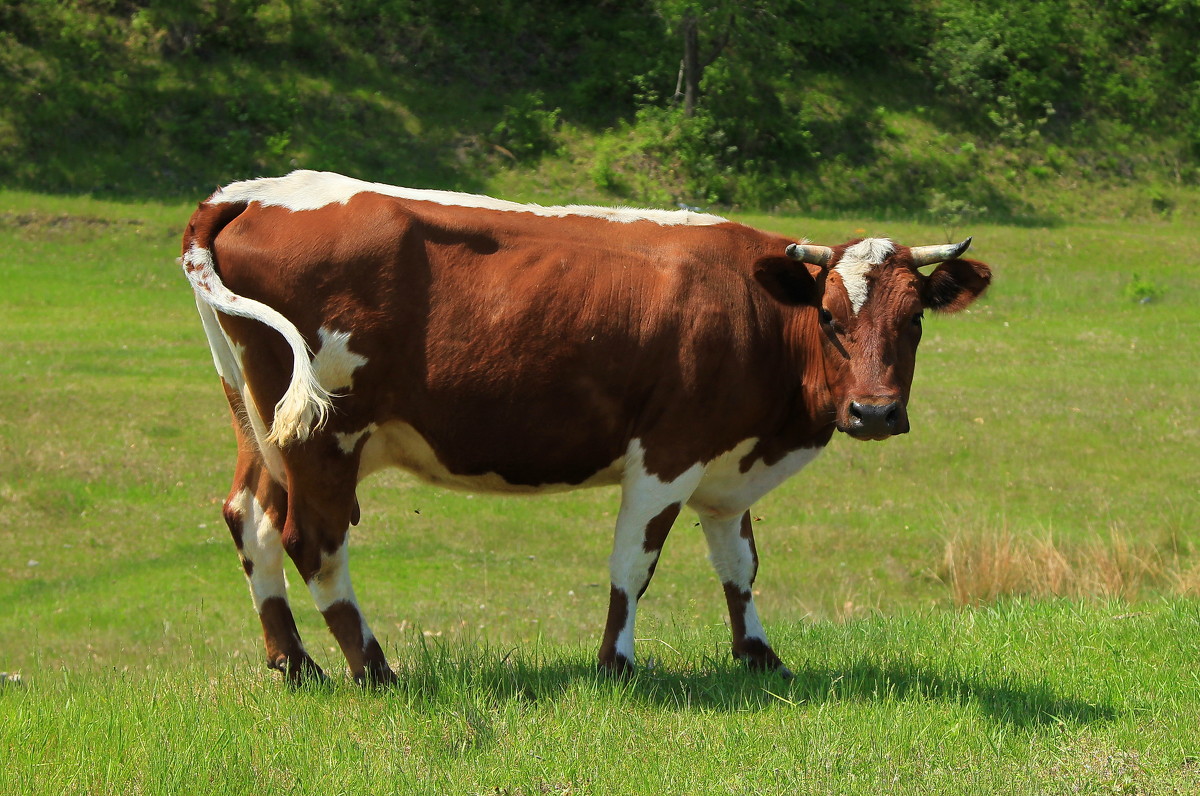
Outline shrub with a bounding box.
[490,92,561,162]
[1123,273,1165,304]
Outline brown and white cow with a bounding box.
[180,170,991,684]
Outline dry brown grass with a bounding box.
[938,530,1187,606]
[1174,558,1200,598]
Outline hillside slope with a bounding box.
[2,1,1198,221]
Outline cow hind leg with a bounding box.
[223,469,326,684]
[304,537,396,687]
[700,511,791,677]
[281,485,396,687]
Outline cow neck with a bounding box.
[794,307,838,436]
[737,305,834,469]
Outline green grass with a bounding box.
[1,189,1198,793]
[4,603,1200,794]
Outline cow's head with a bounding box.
[779,237,991,440]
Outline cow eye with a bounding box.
[819,307,833,325]
[912,310,924,327]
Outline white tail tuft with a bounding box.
[182,243,332,445]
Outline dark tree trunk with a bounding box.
[678,10,734,119]
[682,13,700,118]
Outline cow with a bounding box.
[180,169,991,685]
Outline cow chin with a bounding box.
[839,427,899,442]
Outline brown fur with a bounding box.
[183,184,991,681]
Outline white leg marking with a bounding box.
[228,488,287,612]
[307,541,373,643]
[607,441,704,665]
[701,514,767,643]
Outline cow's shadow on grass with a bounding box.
[373,648,1116,729]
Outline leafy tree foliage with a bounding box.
[1,0,1197,212]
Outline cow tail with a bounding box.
[180,201,332,447]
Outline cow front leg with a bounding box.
[599,459,702,675]
[599,500,682,675]
[223,482,326,684]
[302,536,397,687]
[700,511,791,677]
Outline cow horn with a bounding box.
[785,242,833,266]
[910,237,972,267]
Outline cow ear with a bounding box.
[921,258,992,313]
[755,258,823,306]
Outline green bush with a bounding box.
[490,93,561,161]
[1,0,1199,215]
[1124,273,1165,304]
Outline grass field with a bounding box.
[1,189,1198,793]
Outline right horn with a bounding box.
[910,237,972,267]
[785,242,834,266]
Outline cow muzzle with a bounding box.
[842,399,909,440]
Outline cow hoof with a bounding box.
[733,641,789,677]
[597,653,636,679]
[354,664,399,689]
[286,668,332,689]
[270,654,329,687]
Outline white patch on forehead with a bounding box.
[834,238,895,315]
[210,170,728,226]
[312,326,368,393]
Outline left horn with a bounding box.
[785,242,833,266]
[910,237,972,267]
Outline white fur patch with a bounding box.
[203,322,286,484]
[608,440,706,662]
[699,513,764,637]
[209,170,728,227]
[227,488,287,612]
[239,382,287,486]
[356,420,624,492]
[690,439,822,520]
[307,543,357,613]
[313,326,368,393]
[335,423,378,456]
[834,238,895,315]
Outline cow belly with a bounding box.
[355,420,625,494]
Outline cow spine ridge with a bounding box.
[181,213,332,447]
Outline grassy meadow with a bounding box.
[1,189,1199,793]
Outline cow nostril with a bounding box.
[848,400,901,434]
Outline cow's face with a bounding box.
[785,237,991,441]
